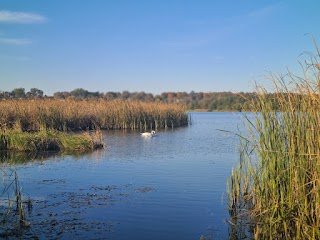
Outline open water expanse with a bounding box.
[1,112,247,239]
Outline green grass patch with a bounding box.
[0,129,104,152]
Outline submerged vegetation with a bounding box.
[228,44,320,239]
[0,168,29,238]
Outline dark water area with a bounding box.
[0,112,247,239]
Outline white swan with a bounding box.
[140,130,156,137]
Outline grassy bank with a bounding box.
[0,129,104,152]
[0,99,188,132]
[228,47,320,239]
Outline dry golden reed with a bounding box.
[0,99,188,132]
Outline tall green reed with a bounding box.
[228,42,320,239]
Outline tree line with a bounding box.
[1,88,44,99]
[0,87,260,111]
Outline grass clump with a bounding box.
[0,129,104,152]
[228,42,320,239]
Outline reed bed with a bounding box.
[228,46,320,239]
[0,99,188,132]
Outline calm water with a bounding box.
[1,112,246,239]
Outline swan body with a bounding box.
[140,130,156,137]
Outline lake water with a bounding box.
[1,112,247,239]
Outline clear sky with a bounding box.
[0,0,319,95]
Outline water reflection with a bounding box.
[0,151,59,165]
[0,149,105,166]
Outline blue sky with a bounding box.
[0,0,319,95]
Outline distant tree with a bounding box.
[30,88,38,96]
[88,91,100,98]
[12,88,26,98]
[53,91,71,99]
[121,91,131,100]
[209,102,217,110]
[161,92,168,100]
[167,92,175,102]
[196,92,204,100]
[189,91,196,101]
[104,92,119,100]
[4,91,12,98]
[131,92,148,100]
[145,93,154,101]
[70,88,89,99]
[53,91,64,99]
[176,92,188,99]
[154,94,162,102]
[28,88,44,98]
